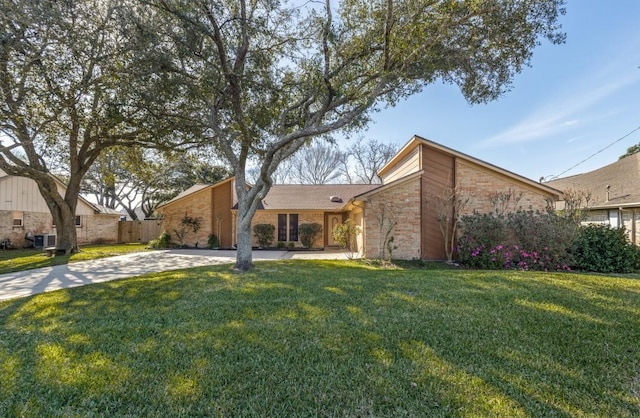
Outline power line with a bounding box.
[546,124,640,181]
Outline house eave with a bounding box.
[589,202,640,210]
[348,170,423,205]
[378,135,564,200]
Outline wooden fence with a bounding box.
[118,220,163,244]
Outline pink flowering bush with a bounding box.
[457,210,576,271]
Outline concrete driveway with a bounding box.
[0,249,353,302]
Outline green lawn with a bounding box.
[0,260,639,417]
[0,243,148,274]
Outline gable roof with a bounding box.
[258,184,379,211]
[378,135,563,198]
[157,177,237,209]
[546,153,640,209]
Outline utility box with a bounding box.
[34,234,56,249]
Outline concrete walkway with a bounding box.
[0,249,353,302]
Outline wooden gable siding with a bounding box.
[421,145,455,260]
[212,180,233,247]
[380,146,420,184]
[0,175,94,215]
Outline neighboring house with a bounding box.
[546,153,640,244]
[0,168,121,248]
[157,136,563,259]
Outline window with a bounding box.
[12,211,23,227]
[277,214,299,242]
[609,210,620,228]
[52,215,82,228]
[289,214,298,242]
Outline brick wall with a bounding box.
[363,176,421,260]
[1,210,55,247]
[456,160,553,215]
[158,189,213,247]
[1,210,118,247]
[75,214,119,244]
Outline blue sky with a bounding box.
[356,0,640,182]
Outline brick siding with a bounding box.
[1,210,117,247]
[363,176,422,260]
[456,160,552,215]
[158,189,213,247]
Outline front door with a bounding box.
[325,212,344,246]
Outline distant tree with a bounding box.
[290,143,346,184]
[136,0,566,270]
[82,148,231,219]
[347,138,400,184]
[620,143,640,159]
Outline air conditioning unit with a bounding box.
[34,234,56,249]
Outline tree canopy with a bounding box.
[81,147,231,219]
[0,0,193,252]
[134,0,565,270]
[620,143,640,159]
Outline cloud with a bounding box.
[478,73,639,148]
[477,18,640,150]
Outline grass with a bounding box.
[0,243,148,274]
[0,260,639,417]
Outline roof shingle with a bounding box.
[546,153,640,208]
[259,184,379,210]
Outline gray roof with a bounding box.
[546,153,640,208]
[260,184,379,210]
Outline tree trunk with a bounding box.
[54,209,79,255]
[234,213,253,271]
[37,178,79,256]
[233,177,269,271]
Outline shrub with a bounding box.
[457,210,578,271]
[207,234,219,249]
[148,231,171,249]
[277,241,286,249]
[299,223,323,248]
[253,224,275,247]
[333,220,361,258]
[572,224,640,273]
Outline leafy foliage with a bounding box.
[148,232,172,249]
[0,0,190,252]
[134,0,566,270]
[458,210,579,271]
[572,224,640,273]
[619,143,640,159]
[333,220,361,254]
[253,224,275,248]
[207,234,220,249]
[299,223,324,248]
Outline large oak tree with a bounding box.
[0,0,190,253]
[135,0,565,270]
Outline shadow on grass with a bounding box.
[0,261,639,416]
[0,244,148,275]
